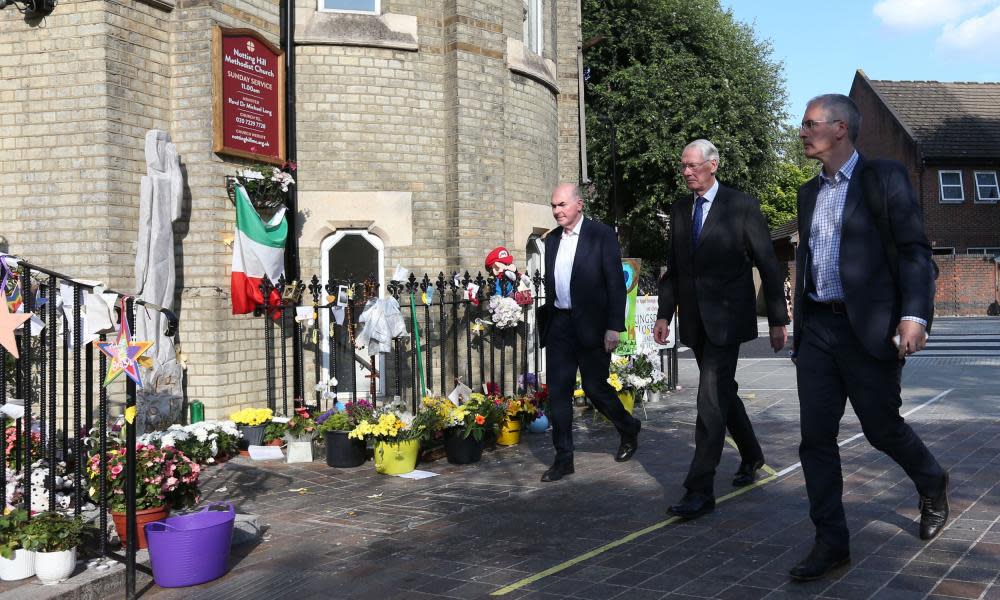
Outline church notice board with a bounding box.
[212,26,286,165]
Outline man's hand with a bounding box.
[769,325,787,353]
[896,320,927,358]
[653,318,670,345]
[604,330,620,353]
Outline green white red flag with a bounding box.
[230,183,287,314]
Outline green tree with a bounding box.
[583,0,787,263]
[757,125,820,228]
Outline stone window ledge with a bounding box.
[506,37,558,94]
[297,12,418,51]
[138,0,175,11]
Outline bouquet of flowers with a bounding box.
[229,162,296,209]
[487,295,523,329]
[138,421,242,465]
[422,396,494,441]
[87,444,200,512]
[608,346,668,395]
[466,392,507,433]
[285,407,317,441]
[349,409,436,444]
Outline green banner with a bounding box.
[616,258,641,356]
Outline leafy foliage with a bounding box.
[20,511,89,553]
[0,508,29,558]
[583,0,788,260]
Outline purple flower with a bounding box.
[316,408,336,424]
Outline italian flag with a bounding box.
[230,183,287,314]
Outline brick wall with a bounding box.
[934,254,999,316]
[920,164,1000,252]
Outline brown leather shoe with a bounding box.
[919,472,949,540]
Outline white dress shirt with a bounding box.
[553,217,584,309]
[694,179,720,229]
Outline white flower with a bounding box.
[487,296,524,329]
[238,168,265,180]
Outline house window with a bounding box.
[319,0,378,14]
[319,230,386,400]
[931,247,955,256]
[523,0,542,54]
[967,247,1000,256]
[974,171,999,203]
[938,171,964,203]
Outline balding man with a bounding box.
[538,183,642,482]
[654,139,789,519]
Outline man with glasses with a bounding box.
[654,139,789,519]
[789,94,948,581]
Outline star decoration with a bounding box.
[97,314,153,388]
[0,299,31,359]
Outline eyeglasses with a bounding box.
[799,119,842,131]
[678,160,710,171]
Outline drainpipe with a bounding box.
[280,0,304,405]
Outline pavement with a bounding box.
[8,317,1000,600]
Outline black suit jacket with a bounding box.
[793,155,933,360]
[540,218,626,350]
[657,183,789,348]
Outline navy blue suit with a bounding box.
[541,218,640,462]
[794,155,945,552]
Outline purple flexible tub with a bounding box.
[145,502,236,588]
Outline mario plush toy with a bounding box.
[484,246,533,305]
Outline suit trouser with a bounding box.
[796,303,946,552]
[545,310,641,463]
[683,332,764,495]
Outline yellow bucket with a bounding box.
[496,418,521,446]
[374,439,420,475]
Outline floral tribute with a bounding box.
[232,162,296,209]
[87,444,201,512]
[487,295,524,329]
[608,346,668,395]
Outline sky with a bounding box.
[719,0,1000,123]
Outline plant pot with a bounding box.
[373,439,420,475]
[0,548,36,581]
[324,430,366,468]
[238,424,266,447]
[527,414,549,433]
[286,440,313,464]
[266,438,285,447]
[444,428,483,465]
[112,505,169,550]
[496,418,521,446]
[34,548,76,585]
[618,390,635,415]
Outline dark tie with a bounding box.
[692,196,707,247]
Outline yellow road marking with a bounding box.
[490,470,779,596]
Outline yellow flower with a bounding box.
[607,373,623,392]
[573,389,585,398]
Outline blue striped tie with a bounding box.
[692,196,707,247]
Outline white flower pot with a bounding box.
[34,548,76,585]
[0,548,36,581]
[286,440,313,463]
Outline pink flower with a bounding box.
[111,464,123,476]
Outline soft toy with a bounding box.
[484,246,533,305]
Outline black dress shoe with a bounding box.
[541,461,574,482]
[615,428,639,463]
[919,471,949,540]
[789,543,851,581]
[667,493,715,519]
[732,458,765,487]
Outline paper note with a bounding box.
[396,469,438,479]
[248,445,284,461]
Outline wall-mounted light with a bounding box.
[0,0,56,17]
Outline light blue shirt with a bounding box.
[808,151,926,327]
[693,179,719,229]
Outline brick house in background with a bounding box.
[769,70,1000,316]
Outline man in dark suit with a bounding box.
[789,94,948,582]
[654,139,789,519]
[538,183,642,482]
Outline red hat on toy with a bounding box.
[485,247,513,269]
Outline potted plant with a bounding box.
[425,397,492,465]
[262,421,287,447]
[467,393,506,449]
[526,384,550,433]
[20,512,88,584]
[87,444,201,550]
[318,412,365,468]
[229,408,273,448]
[284,408,317,463]
[496,396,535,446]
[0,509,34,581]
[349,408,436,476]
